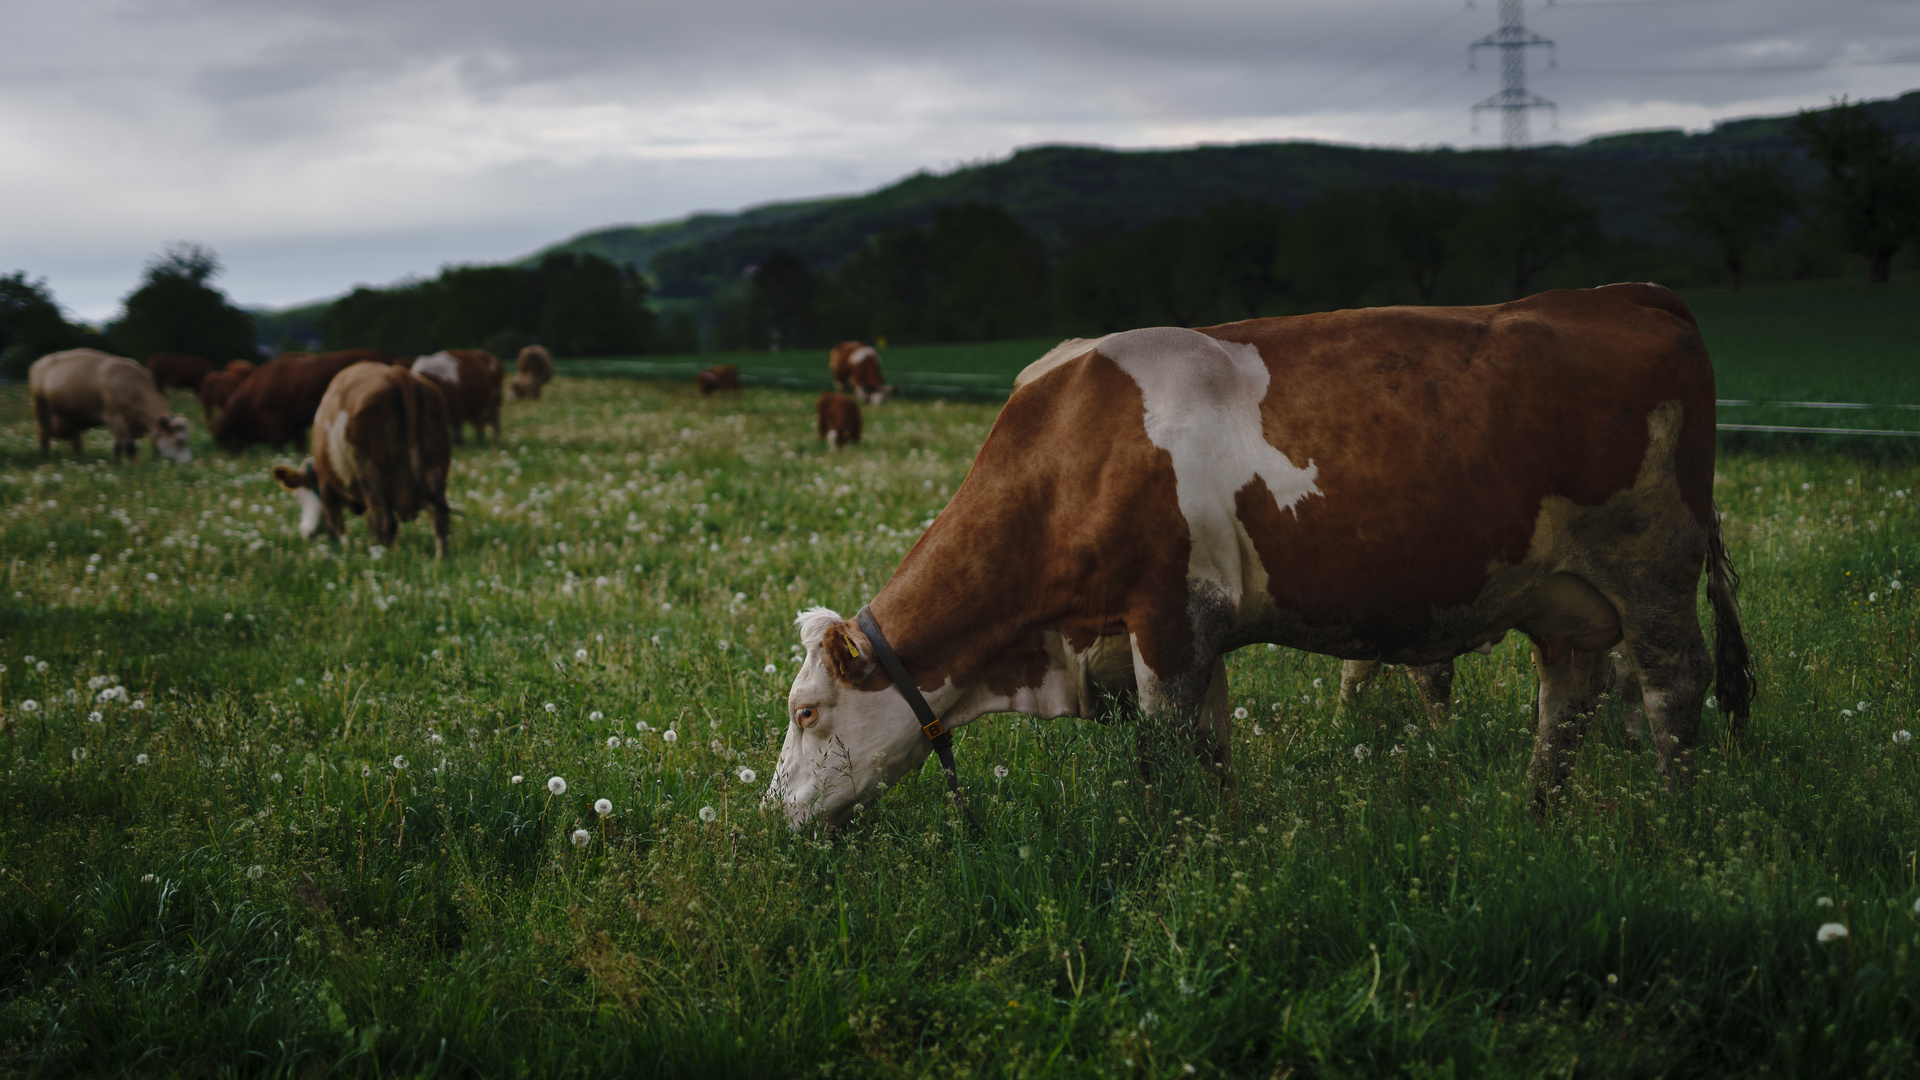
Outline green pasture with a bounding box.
[2,285,1919,1077]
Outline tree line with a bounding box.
[707,100,1918,350]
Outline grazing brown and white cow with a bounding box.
[697,364,741,396]
[816,392,862,449]
[214,349,388,453]
[511,345,553,400]
[411,349,502,444]
[199,369,248,426]
[146,352,217,391]
[270,362,452,557]
[768,284,1754,827]
[828,341,892,404]
[31,349,192,463]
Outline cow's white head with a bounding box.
[154,415,192,463]
[765,606,935,827]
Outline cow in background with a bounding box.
[224,359,256,376]
[829,341,892,404]
[199,368,249,426]
[31,349,192,463]
[697,365,740,396]
[146,352,217,391]
[511,345,553,399]
[272,362,452,557]
[215,348,388,453]
[816,392,861,450]
[411,349,502,444]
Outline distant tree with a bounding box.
[1284,186,1385,311]
[320,281,439,355]
[1374,184,1474,303]
[536,254,656,357]
[0,272,102,379]
[434,265,539,347]
[1192,201,1289,320]
[751,249,816,350]
[1790,99,1920,284]
[1055,202,1286,332]
[108,242,258,362]
[1664,155,1800,290]
[832,204,1048,343]
[1473,172,1601,298]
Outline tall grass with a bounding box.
[0,375,1916,1077]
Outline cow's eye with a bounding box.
[795,707,817,727]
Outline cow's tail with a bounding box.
[1707,506,1755,731]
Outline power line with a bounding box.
[1270,6,1476,117]
[1557,54,1920,75]
[1470,0,1556,147]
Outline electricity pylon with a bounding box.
[1470,0,1555,147]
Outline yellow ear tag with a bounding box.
[846,639,861,658]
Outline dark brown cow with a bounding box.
[411,349,502,444]
[214,348,388,453]
[199,369,248,426]
[31,349,193,463]
[511,345,553,399]
[224,359,256,376]
[271,362,452,557]
[146,352,217,391]
[828,341,892,404]
[767,284,1755,826]
[697,364,741,396]
[816,392,862,449]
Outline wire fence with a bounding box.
[556,361,1920,437]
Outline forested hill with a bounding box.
[534,89,1920,300]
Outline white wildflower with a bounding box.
[994,765,1009,779]
[72,747,88,762]
[607,736,621,749]
[1232,707,1248,720]
[1353,744,1371,761]
[135,753,149,765]
[718,640,729,651]
[548,776,567,795]
[392,755,407,769]
[764,664,777,674]
[511,774,524,784]
[544,702,557,714]
[594,798,613,816]
[737,767,757,784]
[271,772,283,783]
[575,648,588,661]
[699,805,717,822]
[247,865,264,880]
[88,711,102,724]
[589,710,604,722]
[1817,923,1848,942]
[20,700,39,713]
[1896,730,1913,746]
[571,828,591,848]
[1816,896,1834,908]
[428,732,444,746]
[663,730,678,746]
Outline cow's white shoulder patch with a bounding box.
[1099,327,1320,582]
[848,346,876,367]
[1014,335,1111,391]
[413,351,460,385]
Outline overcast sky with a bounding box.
[4,0,1915,322]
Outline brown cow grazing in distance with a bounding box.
[511,345,553,399]
[146,352,217,391]
[271,362,452,557]
[766,285,1756,827]
[829,341,892,404]
[411,349,503,444]
[214,348,387,453]
[199,369,249,426]
[816,392,861,450]
[697,364,741,396]
[224,359,256,376]
[31,349,193,463]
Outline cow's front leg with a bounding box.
[1339,660,1381,704]
[1625,608,1711,792]
[1406,661,1455,722]
[1132,644,1233,791]
[1525,641,1613,813]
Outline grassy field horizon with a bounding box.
[2,283,1918,1075]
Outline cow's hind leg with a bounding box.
[1623,601,1711,791]
[1406,661,1455,721]
[1525,642,1613,812]
[427,492,450,558]
[1339,660,1381,704]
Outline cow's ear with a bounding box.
[820,620,881,690]
[271,461,316,491]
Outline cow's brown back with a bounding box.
[147,352,216,391]
[216,348,386,452]
[697,365,741,396]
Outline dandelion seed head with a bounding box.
[511,774,524,784]
[1353,744,1371,761]
[1817,896,1834,907]
[72,747,88,762]
[135,753,149,765]
[1232,706,1248,720]
[271,772,283,783]
[994,765,1009,779]
[571,828,591,848]
[699,805,717,822]
[589,710,604,722]
[594,798,613,816]
[1817,923,1848,942]
[247,865,264,880]
[737,767,757,784]
[663,730,678,745]
[764,663,777,674]
[544,702,557,714]
[1899,730,1915,746]
[428,732,444,745]
[35,661,48,673]
[87,711,102,724]
[18,700,37,712]
[607,736,621,749]
[575,648,588,661]
[392,755,407,770]
[548,776,567,795]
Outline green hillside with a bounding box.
[533,91,1920,300]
